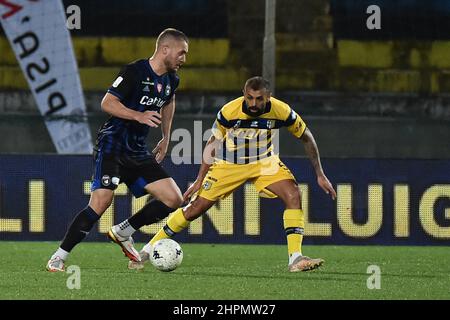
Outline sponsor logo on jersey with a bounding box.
[139,95,166,107]
[250,120,259,128]
[143,85,150,92]
[111,177,120,185]
[157,83,163,93]
[112,76,123,88]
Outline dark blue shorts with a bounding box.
[91,152,170,198]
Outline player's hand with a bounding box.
[152,138,169,163]
[317,174,336,200]
[135,111,162,127]
[183,180,202,203]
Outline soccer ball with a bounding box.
[149,239,183,272]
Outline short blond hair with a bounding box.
[156,28,189,49]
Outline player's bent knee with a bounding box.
[89,190,114,214]
[186,196,216,221]
[183,199,208,221]
[89,201,111,215]
[183,206,202,221]
[164,195,184,209]
[284,189,301,208]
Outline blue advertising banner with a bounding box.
[0,155,449,245]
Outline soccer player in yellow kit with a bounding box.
[132,76,336,272]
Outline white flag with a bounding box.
[0,0,93,154]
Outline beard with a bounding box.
[164,58,177,73]
[247,106,265,117]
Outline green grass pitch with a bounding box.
[1,242,448,300]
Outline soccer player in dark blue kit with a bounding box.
[46,28,189,272]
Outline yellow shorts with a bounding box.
[197,155,297,201]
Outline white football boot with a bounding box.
[107,226,141,262]
[288,256,324,272]
[128,248,151,270]
[46,256,65,272]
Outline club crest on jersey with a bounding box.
[102,175,111,186]
[233,120,241,129]
[266,120,275,129]
[157,83,163,93]
[165,84,171,96]
[202,181,212,190]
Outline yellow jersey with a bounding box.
[211,96,306,164]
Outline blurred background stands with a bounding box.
[0,0,449,157]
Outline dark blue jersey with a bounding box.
[95,59,179,159]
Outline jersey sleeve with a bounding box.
[107,64,138,101]
[211,111,228,140]
[285,107,307,138]
[173,74,180,92]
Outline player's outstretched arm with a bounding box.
[183,135,221,202]
[101,93,161,127]
[300,128,337,200]
[153,97,176,163]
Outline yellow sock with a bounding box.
[283,209,305,256]
[149,208,190,245]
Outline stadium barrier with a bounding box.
[0,155,449,245]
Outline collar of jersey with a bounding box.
[145,58,167,79]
